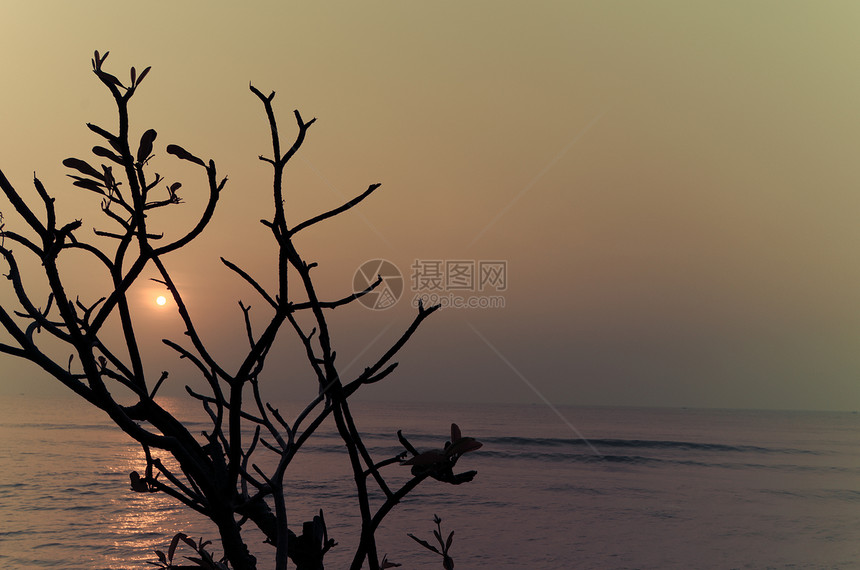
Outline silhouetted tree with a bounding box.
[0,52,480,570]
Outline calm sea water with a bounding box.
[1,395,859,569]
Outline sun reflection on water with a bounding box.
[99,444,218,569]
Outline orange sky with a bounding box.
[1,2,859,410]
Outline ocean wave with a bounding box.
[0,422,115,431]
[475,448,859,474]
[481,435,817,455]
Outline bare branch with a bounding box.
[291,274,382,311]
[344,300,441,397]
[289,183,381,236]
[0,169,46,236]
[222,257,277,309]
[239,301,255,347]
[149,370,169,399]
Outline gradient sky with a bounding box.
[1,2,859,410]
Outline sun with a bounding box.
[156,295,167,306]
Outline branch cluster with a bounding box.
[0,53,481,570]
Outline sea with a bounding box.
[1,395,859,569]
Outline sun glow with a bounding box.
[155,295,167,306]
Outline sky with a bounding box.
[0,2,859,410]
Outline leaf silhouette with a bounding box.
[72,179,105,193]
[408,533,441,555]
[97,70,124,88]
[108,137,124,155]
[92,146,124,165]
[166,144,206,166]
[63,158,104,181]
[168,532,188,562]
[451,423,462,442]
[137,129,157,163]
[137,66,152,85]
[446,436,482,458]
[86,123,116,141]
